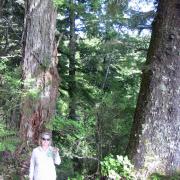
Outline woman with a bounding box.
[29,132,61,180]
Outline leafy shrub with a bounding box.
[47,116,97,178]
[47,116,96,158]
[0,122,19,151]
[101,154,136,180]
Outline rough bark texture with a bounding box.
[127,0,180,178]
[20,0,59,144]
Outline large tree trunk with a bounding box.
[127,0,180,178]
[20,0,59,144]
[68,0,77,120]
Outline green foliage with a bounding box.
[101,154,136,180]
[0,58,21,127]
[94,92,135,156]
[53,0,65,7]
[150,173,180,180]
[48,116,96,158]
[0,122,19,151]
[56,157,75,179]
[67,174,84,180]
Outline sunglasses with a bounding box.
[42,138,50,141]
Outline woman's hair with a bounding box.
[38,131,52,146]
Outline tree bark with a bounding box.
[20,0,59,144]
[127,0,180,178]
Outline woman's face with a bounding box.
[41,135,51,148]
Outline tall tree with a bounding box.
[68,0,77,119]
[127,0,180,178]
[20,0,59,144]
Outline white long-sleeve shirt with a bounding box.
[29,146,61,180]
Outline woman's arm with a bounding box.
[29,149,35,180]
[53,148,61,165]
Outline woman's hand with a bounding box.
[53,147,59,154]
